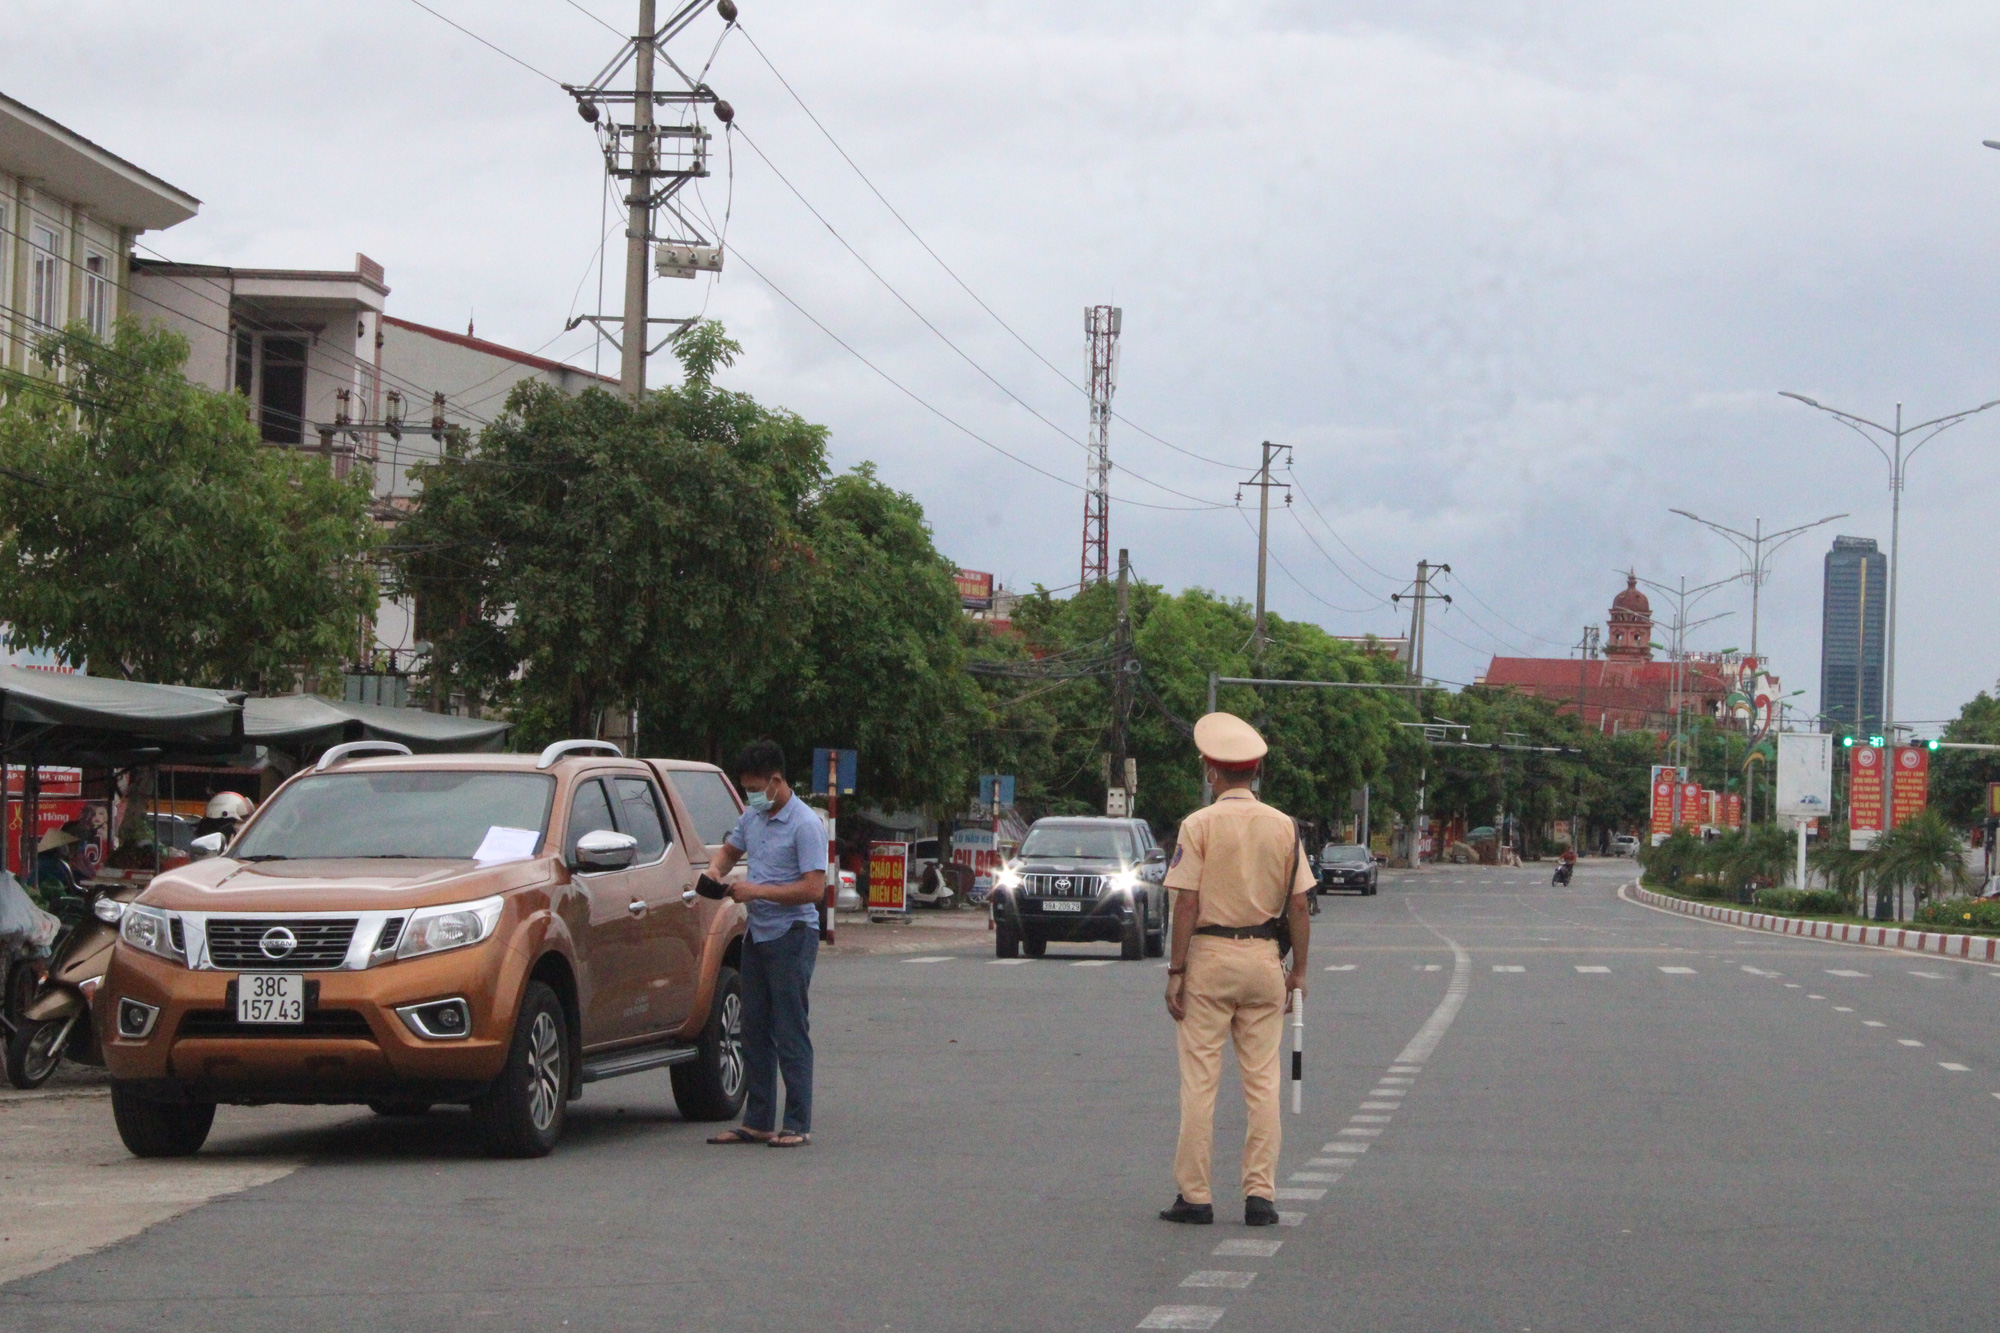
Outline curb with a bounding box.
[1626,882,2000,962]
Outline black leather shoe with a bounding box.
[1244,1196,1279,1226]
[1159,1195,1214,1224]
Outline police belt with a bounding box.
[1194,921,1280,941]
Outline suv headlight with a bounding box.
[1106,871,1139,897]
[119,905,185,963]
[396,895,505,961]
[994,867,1022,891]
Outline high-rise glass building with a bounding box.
[1820,535,1886,736]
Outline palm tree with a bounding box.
[1871,811,1973,918]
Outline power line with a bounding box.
[1443,568,1573,649]
[1284,468,1402,586]
[1235,508,1390,617]
[731,22,1238,472]
[1282,507,1394,609]
[404,0,566,85]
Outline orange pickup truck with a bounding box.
[96,740,750,1158]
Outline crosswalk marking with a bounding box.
[1575,965,1611,973]
[1659,966,1697,974]
[1492,964,1525,973]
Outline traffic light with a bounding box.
[1842,736,1854,748]
[1868,735,1885,747]
[1927,738,1940,751]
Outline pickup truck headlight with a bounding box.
[396,896,505,961]
[119,905,185,963]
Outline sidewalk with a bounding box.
[1625,881,2000,964]
[826,906,992,956]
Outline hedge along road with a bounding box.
[6,860,2000,1330]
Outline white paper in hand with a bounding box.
[473,826,540,867]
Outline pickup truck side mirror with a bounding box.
[189,832,225,860]
[574,828,639,872]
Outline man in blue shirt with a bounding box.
[703,739,826,1147]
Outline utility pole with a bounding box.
[1110,548,1134,813]
[1668,509,1846,661]
[1390,561,1450,684]
[565,0,731,402]
[1081,306,1121,586]
[1573,624,1598,852]
[1238,441,1291,665]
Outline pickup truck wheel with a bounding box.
[472,980,567,1157]
[1120,908,1145,961]
[1022,931,1047,959]
[110,1083,215,1158]
[995,919,1020,958]
[671,966,748,1122]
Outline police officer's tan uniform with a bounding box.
[1163,714,1314,1208]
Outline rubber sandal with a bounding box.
[766,1131,811,1147]
[707,1127,773,1145]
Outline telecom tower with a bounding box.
[1082,305,1122,585]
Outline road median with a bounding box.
[1624,881,2000,963]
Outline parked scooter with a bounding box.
[4,881,141,1088]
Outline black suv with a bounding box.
[991,818,1167,960]
[1317,842,1379,895]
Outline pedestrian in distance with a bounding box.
[1159,712,1315,1227]
[703,740,827,1148]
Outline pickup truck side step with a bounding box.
[580,1043,701,1084]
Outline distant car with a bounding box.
[1318,843,1378,896]
[989,817,1166,960]
[1612,835,1641,858]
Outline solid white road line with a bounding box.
[1898,1039,1926,1047]
[1321,1144,1369,1156]
[1377,1075,1414,1084]
[1576,965,1611,973]
[1418,963,1443,971]
[1784,983,1803,988]
[1303,1158,1346,1168]
[1138,1305,1225,1329]
[1214,1239,1282,1257]
[1275,1213,1304,1227]
[1181,1272,1256,1288]
[1941,1063,1971,1072]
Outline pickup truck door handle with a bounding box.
[627,899,647,916]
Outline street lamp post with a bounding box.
[1666,509,1847,660]
[1778,393,2000,748]
[1636,571,1745,769]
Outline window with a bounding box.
[258,336,308,444]
[29,226,59,331]
[666,770,742,848]
[83,252,109,338]
[565,779,617,863]
[1019,824,1135,861]
[613,777,670,861]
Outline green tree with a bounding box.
[1931,687,2000,826]
[0,322,378,689]
[1871,809,1973,908]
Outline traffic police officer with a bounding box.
[1159,711,1314,1226]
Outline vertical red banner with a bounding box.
[1650,768,1675,836]
[1679,782,1702,829]
[1850,744,1885,847]
[1726,793,1742,829]
[1891,746,1930,825]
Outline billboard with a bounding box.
[1775,732,1833,822]
[954,569,995,611]
[1891,746,1929,825]
[1849,742,1885,849]
[867,841,909,914]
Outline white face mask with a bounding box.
[744,780,775,813]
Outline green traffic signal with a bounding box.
[1928,738,1940,751]
[1842,736,1854,748]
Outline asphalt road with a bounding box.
[7,859,2000,1331]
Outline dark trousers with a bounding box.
[740,922,817,1135]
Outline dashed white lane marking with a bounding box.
[1827,969,1869,978]
[1214,1239,1282,1257]
[1359,1101,1401,1110]
[905,956,953,963]
[1910,971,1948,980]
[1659,966,1697,974]
[1834,1006,1854,1012]
[1138,1305,1225,1329]
[1073,960,1115,967]
[1808,994,1826,999]
[1324,964,1356,971]
[1274,1186,1327,1199]
[1336,1127,1382,1137]
[1377,1075,1414,1085]
[1275,1212,1304,1226]
[1181,1272,1256,1289]
[1898,1039,1926,1047]
[1784,983,1802,988]
[1289,1172,1340,1182]
[1350,1115,1392,1123]
[1321,1143,1369,1156]
[1303,1158,1347,1168]
[1492,964,1525,972]
[1941,1063,1971,1072]
[1864,1021,1886,1027]
[1418,963,1443,971]
[1575,965,1611,973]
[1743,966,1781,977]
[988,958,1032,965]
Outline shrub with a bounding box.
[1642,830,1703,888]
[1796,889,1849,916]
[1753,887,1803,913]
[1913,897,2000,931]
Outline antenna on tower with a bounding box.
[1082,304,1122,585]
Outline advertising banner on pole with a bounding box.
[1725,792,1742,829]
[1849,743,1885,849]
[1649,766,1676,842]
[1775,732,1833,823]
[1679,782,1702,830]
[1891,746,1930,826]
[867,841,909,914]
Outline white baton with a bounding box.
[1289,988,1304,1114]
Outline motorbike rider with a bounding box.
[193,791,256,849]
[33,825,82,899]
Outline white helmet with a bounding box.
[205,792,256,824]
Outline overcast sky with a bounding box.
[11,1,2000,728]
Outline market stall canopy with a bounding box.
[242,696,509,755]
[0,667,244,761]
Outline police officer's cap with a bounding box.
[1194,711,1267,769]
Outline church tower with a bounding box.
[1605,573,1653,661]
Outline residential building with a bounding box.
[1819,535,1885,737]
[0,91,197,375]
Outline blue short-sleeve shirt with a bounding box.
[725,794,828,943]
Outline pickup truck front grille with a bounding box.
[206,919,357,970]
[1021,873,1105,898]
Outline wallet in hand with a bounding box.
[694,873,730,901]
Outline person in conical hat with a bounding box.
[1157,712,1314,1228]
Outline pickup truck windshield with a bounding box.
[1021,826,1133,861]
[232,772,555,861]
